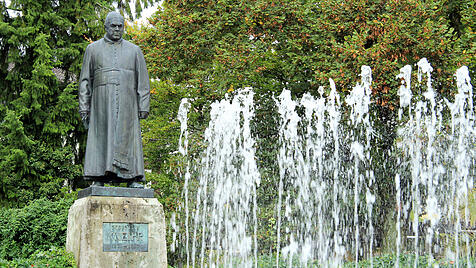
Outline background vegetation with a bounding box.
[0,0,474,266]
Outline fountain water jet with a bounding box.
[177,98,191,266]
[395,60,474,267]
[184,88,260,267]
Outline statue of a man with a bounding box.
[78,11,150,188]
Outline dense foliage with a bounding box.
[343,254,476,267]
[139,0,474,105]
[0,0,106,206]
[0,247,75,268]
[254,253,476,267]
[139,80,190,211]
[0,197,74,260]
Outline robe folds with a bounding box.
[79,37,150,181]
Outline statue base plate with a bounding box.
[78,186,154,199]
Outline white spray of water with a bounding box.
[189,88,260,267]
[446,66,474,267]
[345,66,375,267]
[177,98,191,266]
[274,67,376,267]
[396,59,475,267]
[397,65,412,120]
[395,173,401,268]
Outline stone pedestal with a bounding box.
[66,187,167,268]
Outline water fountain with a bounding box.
[175,59,474,267]
[274,66,376,266]
[395,60,474,266]
[178,89,261,267]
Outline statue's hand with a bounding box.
[80,111,90,129]
[139,111,149,119]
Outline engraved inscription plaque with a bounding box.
[103,222,148,252]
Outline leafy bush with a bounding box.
[0,197,74,260]
[344,253,476,267]
[256,254,305,268]
[0,247,75,268]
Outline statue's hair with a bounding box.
[105,11,124,26]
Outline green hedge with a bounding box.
[0,197,74,260]
[344,254,476,267]
[252,253,476,267]
[0,247,75,268]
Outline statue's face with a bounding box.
[105,16,124,41]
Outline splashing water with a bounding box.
[396,60,475,267]
[177,98,191,266]
[177,59,474,267]
[272,66,377,267]
[186,88,261,267]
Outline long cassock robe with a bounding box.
[79,36,150,181]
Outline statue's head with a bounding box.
[105,11,124,41]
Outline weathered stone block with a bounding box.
[66,195,167,268]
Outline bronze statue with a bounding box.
[79,11,150,188]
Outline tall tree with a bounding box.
[141,0,474,106]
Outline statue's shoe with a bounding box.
[128,181,144,188]
[91,181,104,187]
